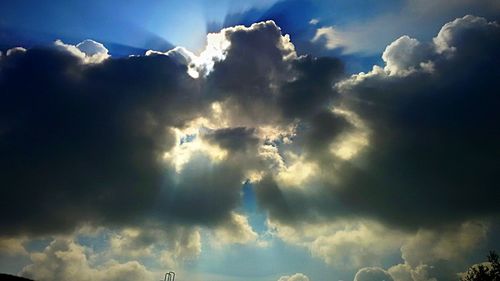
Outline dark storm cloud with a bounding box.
[0,47,203,235]
[0,39,266,234]
[205,21,345,128]
[255,15,500,230]
[204,21,296,126]
[0,21,350,237]
[204,127,259,153]
[279,56,344,119]
[335,15,500,228]
[300,110,351,157]
[159,156,247,225]
[3,14,499,241]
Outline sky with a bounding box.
[1,1,500,281]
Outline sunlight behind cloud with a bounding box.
[329,108,369,160]
[163,118,229,173]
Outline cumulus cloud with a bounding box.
[0,44,199,236]
[5,47,27,57]
[311,0,500,54]
[107,225,201,266]
[354,267,394,281]
[388,264,438,281]
[209,212,258,247]
[401,221,489,268]
[268,218,489,279]
[251,16,500,281]
[254,15,500,234]
[333,15,500,228]
[433,14,500,53]
[381,35,433,76]
[20,238,155,281]
[0,20,348,258]
[278,273,310,281]
[1,13,500,281]
[269,219,404,269]
[55,39,110,64]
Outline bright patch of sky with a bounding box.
[0,0,279,53]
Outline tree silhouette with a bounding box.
[462,251,500,281]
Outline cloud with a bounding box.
[385,221,489,281]
[312,0,500,54]
[5,47,27,57]
[381,35,433,76]
[309,18,319,25]
[209,212,258,247]
[158,227,202,267]
[401,221,488,268]
[254,15,500,233]
[268,218,489,279]
[269,219,404,269]
[354,267,394,281]
[0,20,349,257]
[388,264,438,281]
[0,237,27,256]
[55,39,110,64]
[20,238,155,281]
[433,14,500,53]
[204,127,259,153]
[0,44,199,236]
[146,31,231,79]
[254,15,499,279]
[2,14,500,279]
[107,225,202,265]
[312,26,345,50]
[334,14,500,228]
[278,273,310,281]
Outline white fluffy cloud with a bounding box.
[312,0,500,54]
[433,14,500,53]
[148,20,296,79]
[6,47,27,56]
[354,267,394,281]
[278,273,310,281]
[381,35,432,76]
[312,26,345,50]
[55,39,110,64]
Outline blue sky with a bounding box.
[1,1,500,281]
[3,0,497,71]
[0,0,449,69]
